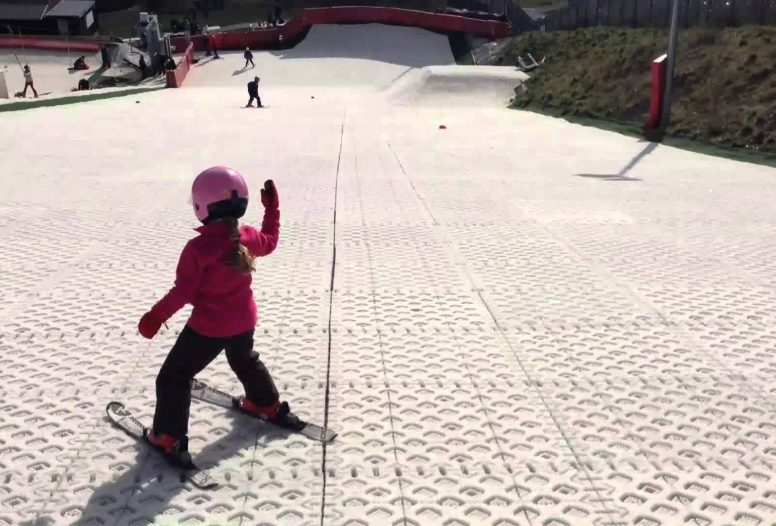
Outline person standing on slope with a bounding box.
[137,167,301,463]
[244,47,254,68]
[22,65,38,98]
[246,76,263,108]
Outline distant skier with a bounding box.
[183,17,192,50]
[274,0,284,25]
[244,47,254,68]
[139,55,148,78]
[70,56,88,71]
[22,65,38,98]
[206,35,220,59]
[137,167,301,462]
[246,76,262,108]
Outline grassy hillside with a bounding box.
[497,26,776,154]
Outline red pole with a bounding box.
[644,53,667,133]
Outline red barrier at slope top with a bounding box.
[301,7,507,37]
[166,43,194,88]
[0,36,100,52]
[171,6,507,53]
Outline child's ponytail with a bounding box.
[225,217,256,273]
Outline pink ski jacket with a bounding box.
[149,210,279,337]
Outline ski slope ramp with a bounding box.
[384,65,527,107]
[186,23,456,89]
[184,24,524,107]
[1,22,776,526]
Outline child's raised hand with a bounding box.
[260,179,279,210]
[138,310,164,339]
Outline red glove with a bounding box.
[138,310,164,339]
[260,179,279,210]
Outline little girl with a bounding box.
[138,166,300,461]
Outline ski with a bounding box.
[105,401,219,490]
[191,379,337,443]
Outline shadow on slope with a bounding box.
[68,411,293,526]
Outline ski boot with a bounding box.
[239,398,306,431]
[147,431,194,469]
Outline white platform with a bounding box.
[0,24,775,526]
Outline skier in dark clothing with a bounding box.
[246,76,262,108]
[274,0,283,25]
[152,53,162,76]
[206,35,220,59]
[244,47,254,68]
[139,55,148,78]
[22,65,38,98]
[71,56,88,70]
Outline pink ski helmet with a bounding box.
[191,166,249,223]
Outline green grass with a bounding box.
[0,86,164,112]
[518,104,776,168]
[498,26,776,155]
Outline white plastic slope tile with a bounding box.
[500,324,721,382]
[634,284,776,327]
[542,376,776,470]
[682,323,776,380]
[674,229,776,288]
[582,458,776,526]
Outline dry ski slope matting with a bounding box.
[186,23,456,88]
[1,21,775,526]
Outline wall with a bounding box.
[0,36,100,51]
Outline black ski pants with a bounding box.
[245,57,254,68]
[22,81,38,97]
[247,93,262,107]
[153,325,278,438]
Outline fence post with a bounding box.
[585,0,590,25]
[660,0,680,130]
[706,0,712,25]
[619,0,626,25]
[648,0,654,25]
[633,0,638,27]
